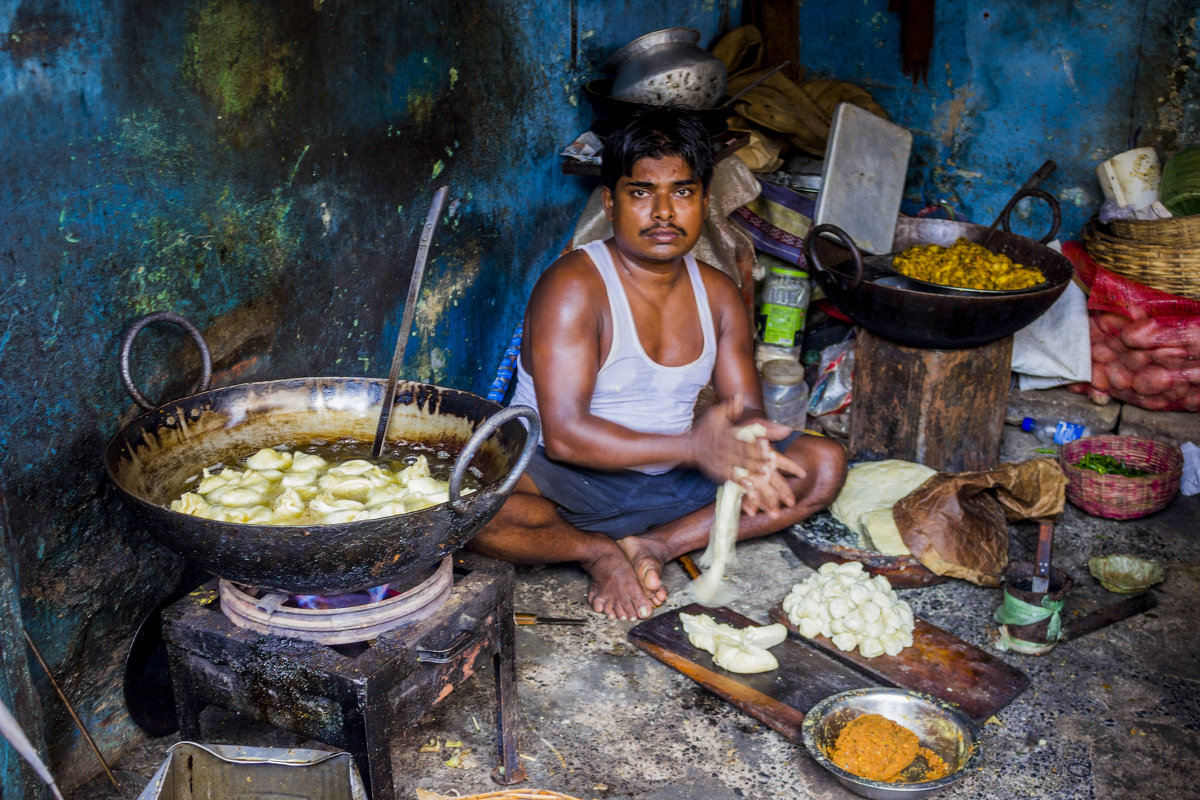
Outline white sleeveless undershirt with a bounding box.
[509,239,718,474]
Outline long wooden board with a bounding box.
[628,605,874,742]
[629,603,1028,743]
[767,604,1029,722]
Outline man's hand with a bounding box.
[731,415,807,517]
[689,395,772,483]
[690,399,807,517]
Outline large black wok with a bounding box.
[802,207,1073,349]
[106,371,539,595]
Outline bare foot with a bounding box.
[583,551,655,621]
[616,536,670,607]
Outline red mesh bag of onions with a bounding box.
[1063,240,1200,412]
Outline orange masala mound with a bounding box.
[830,713,920,782]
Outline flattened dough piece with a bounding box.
[859,508,909,556]
[830,460,936,553]
[680,612,787,674]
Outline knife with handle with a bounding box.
[515,613,587,626]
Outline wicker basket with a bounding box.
[1109,213,1200,246]
[1059,435,1183,520]
[1083,221,1200,300]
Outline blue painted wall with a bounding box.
[797,0,1199,241]
[3,0,1195,790]
[0,0,733,789]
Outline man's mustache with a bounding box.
[639,223,686,236]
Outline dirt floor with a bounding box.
[68,427,1200,800]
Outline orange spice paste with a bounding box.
[829,713,951,783]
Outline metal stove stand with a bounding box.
[162,552,526,800]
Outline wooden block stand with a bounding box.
[849,328,1013,472]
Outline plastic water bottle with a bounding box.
[1021,417,1092,446]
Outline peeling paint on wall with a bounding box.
[799,0,1200,237]
[936,85,975,149]
[0,1,737,791]
[183,0,295,120]
[0,7,77,60]
[1154,13,1199,153]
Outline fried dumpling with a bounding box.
[246,448,293,471]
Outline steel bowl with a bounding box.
[582,79,729,137]
[605,27,727,109]
[801,688,982,799]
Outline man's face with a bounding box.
[601,154,709,266]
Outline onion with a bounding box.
[1182,328,1200,360]
[1121,318,1162,350]
[1131,365,1174,396]
[1149,347,1192,370]
[1163,381,1188,402]
[1091,342,1116,364]
[1095,312,1130,338]
[1133,394,1171,411]
[1123,350,1153,372]
[1094,311,1128,338]
[1087,386,1113,405]
[1107,362,1133,392]
[1099,329,1128,352]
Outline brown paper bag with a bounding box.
[891,458,1068,587]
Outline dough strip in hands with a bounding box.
[692,424,768,604]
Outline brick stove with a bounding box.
[161,552,526,800]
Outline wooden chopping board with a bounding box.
[628,604,873,742]
[767,604,1029,722]
[629,603,1027,743]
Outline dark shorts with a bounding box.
[523,432,801,539]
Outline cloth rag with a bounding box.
[712,25,886,156]
[1181,442,1200,496]
[1011,275,1093,390]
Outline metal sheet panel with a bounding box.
[814,103,913,255]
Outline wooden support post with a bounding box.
[741,0,800,82]
[849,328,1013,472]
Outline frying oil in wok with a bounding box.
[168,439,482,525]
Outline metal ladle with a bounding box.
[980,159,1059,249]
[371,186,449,458]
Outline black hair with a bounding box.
[599,106,715,192]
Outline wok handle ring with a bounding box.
[998,187,1061,244]
[802,223,864,291]
[449,405,541,515]
[119,312,213,411]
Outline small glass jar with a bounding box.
[760,359,809,431]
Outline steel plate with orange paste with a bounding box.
[830,713,952,783]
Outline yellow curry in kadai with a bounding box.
[892,238,1045,291]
